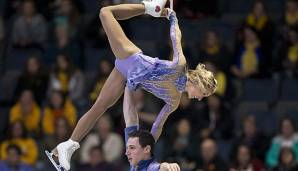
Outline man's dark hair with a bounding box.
[128,130,155,156]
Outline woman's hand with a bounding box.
[161,8,174,19]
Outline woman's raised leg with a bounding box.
[99,4,146,59]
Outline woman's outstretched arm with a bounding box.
[168,10,186,66]
[150,103,179,141]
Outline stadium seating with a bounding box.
[280,78,298,101]
[0,71,20,103]
[129,18,166,41]
[241,79,279,102]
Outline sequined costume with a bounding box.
[115,12,186,140]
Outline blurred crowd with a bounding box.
[0,0,298,171]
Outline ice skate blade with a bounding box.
[45,150,65,171]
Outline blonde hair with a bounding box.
[186,64,218,96]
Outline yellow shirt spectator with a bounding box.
[241,42,259,74]
[9,103,41,134]
[0,138,38,165]
[246,14,268,31]
[43,99,77,135]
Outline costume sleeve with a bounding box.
[169,11,186,66]
[150,103,177,141]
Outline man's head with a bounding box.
[126,130,155,166]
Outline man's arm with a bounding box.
[123,86,139,142]
[123,86,139,127]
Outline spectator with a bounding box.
[284,0,298,27]
[266,118,298,168]
[278,26,298,78]
[80,115,123,164]
[245,0,274,61]
[45,23,82,67]
[231,115,269,162]
[230,144,265,171]
[12,0,47,50]
[42,90,77,136]
[273,147,298,171]
[198,31,231,73]
[0,121,38,166]
[77,145,117,171]
[48,53,85,105]
[165,118,197,171]
[231,26,265,78]
[54,0,81,40]
[195,138,228,171]
[89,58,113,102]
[275,0,298,73]
[14,55,49,105]
[199,94,233,140]
[0,144,33,171]
[9,89,41,136]
[44,117,72,150]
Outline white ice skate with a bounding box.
[45,139,80,171]
[142,0,173,17]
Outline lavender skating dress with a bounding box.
[115,12,187,139]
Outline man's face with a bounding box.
[126,137,148,166]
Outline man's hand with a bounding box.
[160,162,180,171]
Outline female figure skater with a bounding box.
[46,0,217,170]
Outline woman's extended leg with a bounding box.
[99,4,146,59]
[53,68,126,171]
[70,68,125,142]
